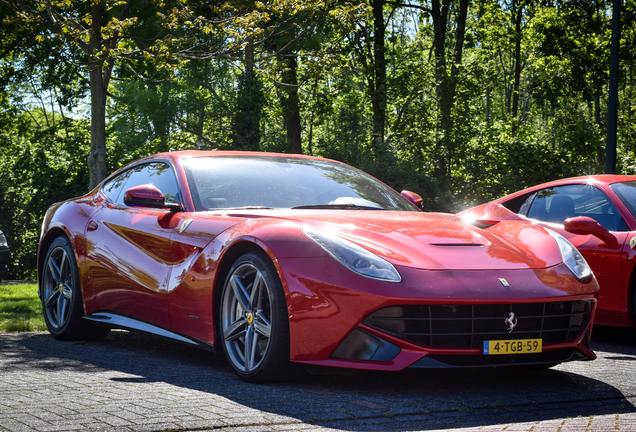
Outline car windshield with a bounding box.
[610,181,636,220]
[182,156,417,212]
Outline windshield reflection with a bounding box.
[182,156,417,212]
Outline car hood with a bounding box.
[219,210,563,271]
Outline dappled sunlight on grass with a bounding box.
[0,283,47,332]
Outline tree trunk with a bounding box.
[486,88,492,128]
[595,92,604,166]
[371,0,386,153]
[511,0,523,137]
[87,3,108,190]
[432,0,468,180]
[88,70,108,189]
[232,44,263,150]
[432,0,448,180]
[279,55,302,154]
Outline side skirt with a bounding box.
[84,312,216,352]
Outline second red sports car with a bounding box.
[460,175,636,328]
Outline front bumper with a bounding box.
[279,256,598,370]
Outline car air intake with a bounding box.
[362,300,592,348]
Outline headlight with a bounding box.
[303,227,401,282]
[546,229,592,281]
[0,232,7,248]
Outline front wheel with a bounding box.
[40,236,110,341]
[219,251,296,383]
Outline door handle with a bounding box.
[87,221,98,232]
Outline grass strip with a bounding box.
[0,282,47,332]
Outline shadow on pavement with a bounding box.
[592,324,636,344]
[4,329,636,431]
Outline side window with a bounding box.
[518,192,537,216]
[116,162,180,206]
[527,184,627,231]
[500,192,535,214]
[102,162,179,206]
[102,170,132,203]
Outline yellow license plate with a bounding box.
[483,339,542,355]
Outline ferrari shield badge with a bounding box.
[499,278,510,287]
[179,218,193,234]
[630,236,636,250]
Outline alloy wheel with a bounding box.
[221,262,273,374]
[42,246,74,329]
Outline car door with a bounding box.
[521,184,630,323]
[83,161,183,327]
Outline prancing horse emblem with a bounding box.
[505,312,517,333]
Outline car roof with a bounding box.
[544,174,636,185]
[496,174,636,202]
[152,150,334,163]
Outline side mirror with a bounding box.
[563,216,618,248]
[123,184,181,211]
[401,190,423,210]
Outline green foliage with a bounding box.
[1,0,636,278]
[0,112,90,279]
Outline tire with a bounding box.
[219,251,296,383]
[41,237,110,341]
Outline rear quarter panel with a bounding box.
[38,192,103,303]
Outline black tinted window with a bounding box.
[102,170,132,203]
[104,162,180,207]
[527,184,627,231]
[518,192,537,216]
[610,181,636,224]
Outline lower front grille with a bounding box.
[410,348,584,368]
[362,301,592,348]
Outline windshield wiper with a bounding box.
[291,204,384,210]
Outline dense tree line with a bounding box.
[1,0,635,278]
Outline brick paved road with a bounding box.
[1,325,636,432]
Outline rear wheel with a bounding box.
[219,251,296,383]
[41,236,110,341]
